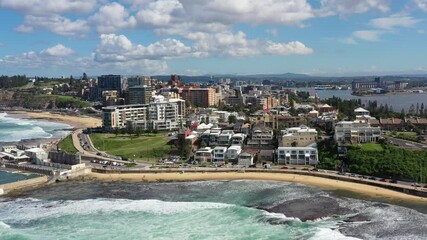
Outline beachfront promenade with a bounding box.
[91,167,427,198]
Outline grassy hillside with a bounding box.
[58,135,78,154]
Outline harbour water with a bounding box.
[0,113,72,143]
[1,180,426,240]
[300,89,427,111]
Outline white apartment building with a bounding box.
[334,121,381,143]
[103,104,148,129]
[226,146,242,161]
[148,99,182,131]
[280,125,317,147]
[213,146,228,162]
[194,147,214,163]
[103,98,185,131]
[277,147,318,165]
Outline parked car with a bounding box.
[368,177,377,180]
[379,178,387,182]
[389,179,398,184]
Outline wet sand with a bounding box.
[89,172,427,203]
[8,111,101,128]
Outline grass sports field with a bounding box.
[90,133,174,161]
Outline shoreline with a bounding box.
[5,110,102,129]
[89,171,427,203]
[351,91,426,97]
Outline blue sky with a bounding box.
[0,0,426,77]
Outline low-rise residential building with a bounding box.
[334,121,381,143]
[194,147,214,163]
[248,125,274,145]
[280,125,317,147]
[226,146,242,161]
[218,132,233,146]
[209,128,222,146]
[238,152,254,167]
[270,115,307,129]
[231,133,246,146]
[277,147,318,165]
[213,146,228,162]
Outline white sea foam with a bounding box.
[263,211,301,222]
[0,221,11,229]
[309,228,362,240]
[0,113,71,142]
[0,198,234,223]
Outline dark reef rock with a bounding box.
[261,196,353,221]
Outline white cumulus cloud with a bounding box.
[15,15,90,36]
[40,44,75,57]
[0,44,75,68]
[94,32,314,62]
[414,0,427,12]
[90,2,137,34]
[0,0,98,15]
[318,0,390,15]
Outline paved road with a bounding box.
[71,129,129,164]
[388,137,427,150]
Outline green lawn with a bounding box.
[90,133,173,162]
[354,143,384,151]
[395,132,417,136]
[58,135,78,154]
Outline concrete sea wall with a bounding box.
[0,176,48,195]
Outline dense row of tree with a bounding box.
[317,139,427,183]
[345,145,427,182]
[323,96,360,119]
[323,97,427,119]
[0,75,28,88]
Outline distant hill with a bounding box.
[243,72,313,79]
[152,72,316,83]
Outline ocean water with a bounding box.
[0,180,426,240]
[0,171,39,185]
[0,113,72,143]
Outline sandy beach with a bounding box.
[89,172,427,203]
[7,111,102,128]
